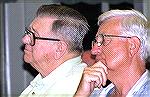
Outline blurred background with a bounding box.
[0,0,150,97]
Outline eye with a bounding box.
[103,37,112,46]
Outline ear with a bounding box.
[128,36,141,57]
[54,41,67,60]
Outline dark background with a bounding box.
[62,2,134,50]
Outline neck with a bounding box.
[39,52,80,77]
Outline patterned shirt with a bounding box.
[90,69,150,97]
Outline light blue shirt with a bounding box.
[90,69,150,97]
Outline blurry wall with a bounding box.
[2,2,60,97]
[0,2,4,96]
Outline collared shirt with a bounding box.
[90,69,150,97]
[20,56,87,97]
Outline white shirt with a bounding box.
[90,69,150,97]
[20,56,87,97]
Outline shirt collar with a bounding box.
[99,69,150,97]
[126,69,150,96]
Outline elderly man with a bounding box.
[20,4,89,97]
[74,9,150,97]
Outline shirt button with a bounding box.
[32,92,35,95]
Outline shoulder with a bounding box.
[136,70,150,96]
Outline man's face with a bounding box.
[22,17,58,70]
[91,17,131,73]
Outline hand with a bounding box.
[74,61,108,97]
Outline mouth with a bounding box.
[23,49,30,55]
[95,57,106,64]
[24,49,28,52]
[95,56,104,61]
[24,48,32,55]
[24,45,32,52]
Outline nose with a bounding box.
[22,35,31,45]
[91,44,102,55]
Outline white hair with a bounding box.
[98,9,149,60]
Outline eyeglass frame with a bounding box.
[92,33,132,47]
[24,27,60,46]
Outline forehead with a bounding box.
[29,16,57,34]
[97,17,122,35]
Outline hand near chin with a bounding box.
[74,61,108,97]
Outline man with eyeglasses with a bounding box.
[74,9,150,97]
[20,4,89,97]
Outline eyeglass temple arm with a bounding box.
[104,35,131,38]
[35,37,60,41]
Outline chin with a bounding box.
[23,55,32,63]
[24,58,31,63]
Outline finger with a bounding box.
[92,61,108,74]
[94,67,107,86]
[90,81,95,91]
[85,68,107,87]
[84,71,102,87]
[84,73,102,91]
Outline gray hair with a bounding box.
[98,9,149,60]
[36,4,89,53]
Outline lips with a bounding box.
[95,56,106,64]
[24,45,32,52]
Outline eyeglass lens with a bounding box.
[92,34,112,47]
[25,29,35,46]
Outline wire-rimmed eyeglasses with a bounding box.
[24,27,60,46]
[92,34,131,47]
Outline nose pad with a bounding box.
[22,35,31,45]
[91,45,102,55]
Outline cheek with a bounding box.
[32,45,55,62]
[32,47,47,61]
[104,45,129,68]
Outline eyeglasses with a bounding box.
[92,34,131,47]
[24,27,60,46]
